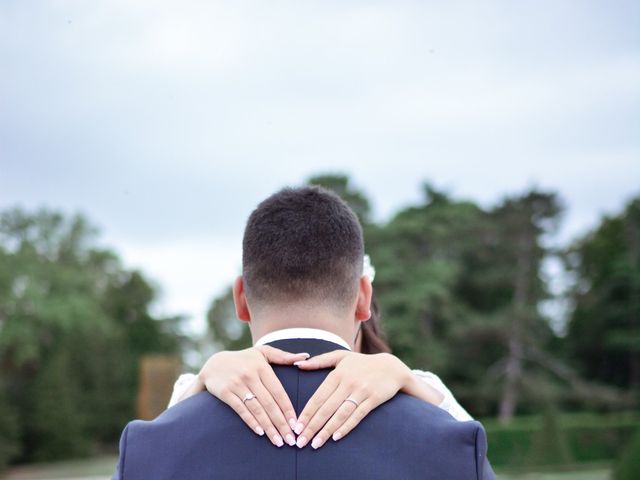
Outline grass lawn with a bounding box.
[4,456,117,480]
[499,469,611,480]
[3,457,612,480]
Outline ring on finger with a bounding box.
[343,397,359,407]
[242,392,257,403]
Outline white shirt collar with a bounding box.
[255,328,352,351]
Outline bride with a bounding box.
[168,255,472,449]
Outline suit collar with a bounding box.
[264,337,349,357]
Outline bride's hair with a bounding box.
[359,294,392,354]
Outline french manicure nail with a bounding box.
[299,352,310,358]
[311,437,324,449]
[285,433,295,446]
[273,435,284,447]
[255,426,265,436]
[293,360,304,366]
[296,436,308,448]
[294,422,304,435]
[288,418,297,430]
[332,432,342,442]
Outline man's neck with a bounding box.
[249,305,356,349]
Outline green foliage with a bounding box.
[483,412,640,468]
[565,197,640,391]
[529,406,573,466]
[0,388,20,472]
[207,287,251,350]
[25,348,90,461]
[613,427,640,480]
[364,184,566,418]
[0,208,183,467]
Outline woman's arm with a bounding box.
[168,373,199,408]
[411,370,473,422]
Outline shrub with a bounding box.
[0,391,20,472]
[528,407,573,466]
[24,350,91,461]
[483,412,640,468]
[613,428,640,480]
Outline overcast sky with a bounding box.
[1,0,639,333]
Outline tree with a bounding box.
[490,191,563,421]
[365,184,485,375]
[0,207,183,464]
[565,196,640,392]
[366,186,568,420]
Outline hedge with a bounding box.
[481,412,640,468]
[614,427,640,480]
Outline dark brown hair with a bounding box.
[242,186,364,308]
[359,294,392,354]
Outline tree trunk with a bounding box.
[499,235,531,423]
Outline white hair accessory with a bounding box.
[363,254,375,283]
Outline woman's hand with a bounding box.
[293,351,444,449]
[191,346,310,447]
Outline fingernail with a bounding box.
[294,422,304,435]
[273,435,284,447]
[311,437,324,449]
[288,418,297,430]
[332,432,342,442]
[296,436,308,448]
[293,360,305,366]
[285,433,295,446]
[255,426,264,436]
[287,352,310,361]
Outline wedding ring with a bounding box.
[242,392,257,403]
[344,397,359,407]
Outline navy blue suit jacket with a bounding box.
[113,338,495,479]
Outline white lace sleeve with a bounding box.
[168,373,198,408]
[411,370,473,422]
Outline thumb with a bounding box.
[256,345,310,365]
[294,350,351,370]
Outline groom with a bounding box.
[113,186,495,479]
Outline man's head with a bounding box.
[233,186,372,342]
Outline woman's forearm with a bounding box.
[168,373,203,408]
[400,368,445,406]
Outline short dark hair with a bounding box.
[242,186,364,308]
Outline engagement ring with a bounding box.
[242,392,257,403]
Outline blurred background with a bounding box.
[1,1,639,479]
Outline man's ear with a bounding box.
[232,276,251,323]
[355,275,373,321]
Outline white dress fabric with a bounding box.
[168,370,473,422]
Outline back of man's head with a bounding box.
[242,186,364,311]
